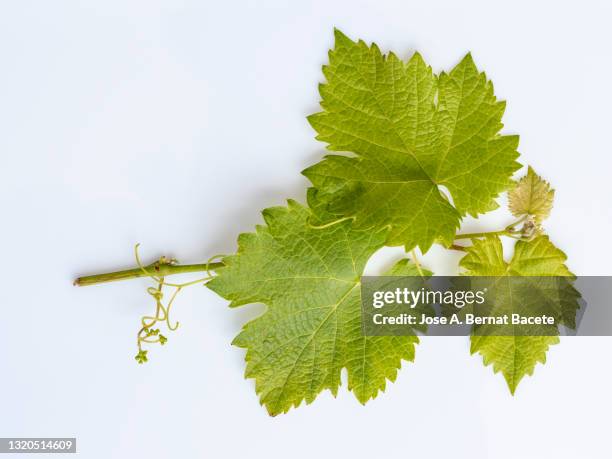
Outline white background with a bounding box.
[1,1,611,458]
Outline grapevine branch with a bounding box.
[73,217,535,363]
[74,217,532,287]
[74,259,224,286]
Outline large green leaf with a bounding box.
[207,198,425,415]
[304,29,520,252]
[460,235,578,393]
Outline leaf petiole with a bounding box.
[453,216,529,241]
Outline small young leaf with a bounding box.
[508,166,555,223]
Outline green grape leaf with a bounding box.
[207,198,426,415]
[304,29,521,252]
[460,235,578,393]
[508,166,555,223]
